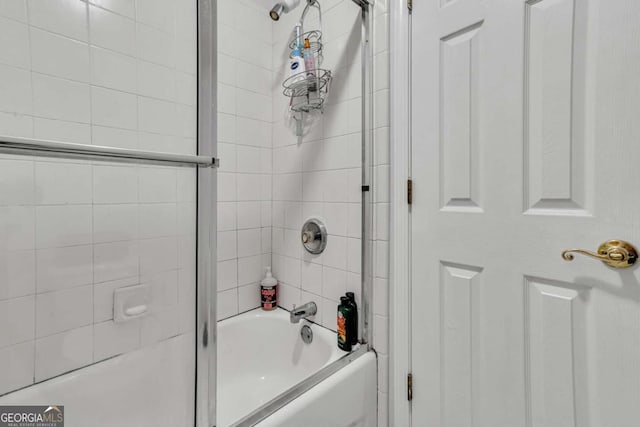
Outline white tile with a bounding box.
[278,283,300,311]
[173,0,196,43]
[217,202,236,232]
[32,73,90,123]
[139,167,177,202]
[323,202,349,237]
[235,117,271,147]
[91,46,137,93]
[237,255,263,286]
[236,88,271,122]
[175,105,196,138]
[28,0,88,41]
[0,0,27,22]
[374,277,388,317]
[36,285,92,337]
[0,158,34,206]
[139,237,177,274]
[0,295,34,347]
[322,266,347,300]
[177,202,195,235]
[35,325,93,381]
[140,306,179,345]
[174,37,197,74]
[137,60,175,101]
[0,206,34,251]
[30,27,90,82]
[175,71,196,106]
[238,283,260,312]
[0,64,31,114]
[320,297,337,331]
[93,204,138,243]
[93,276,139,322]
[0,250,35,299]
[0,16,29,68]
[218,54,235,86]
[217,259,237,292]
[217,83,235,115]
[376,203,390,241]
[374,126,390,166]
[237,173,263,201]
[375,240,389,278]
[237,228,261,258]
[94,241,139,283]
[94,320,140,361]
[135,0,174,32]
[33,118,90,144]
[0,111,32,138]
[138,96,176,135]
[91,86,137,130]
[0,342,34,394]
[301,261,322,296]
[93,165,138,203]
[347,238,361,274]
[323,235,348,270]
[217,231,237,261]
[89,4,136,56]
[137,203,177,239]
[36,245,93,293]
[237,201,261,230]
[373,314,388,354]
[92,125,138,149]
[261,228,271,254]
[89,0,135,18]
[35,161,92,205]
[347,203,361,238]
[374,51,389,92]
[217,288,237,320]
[136,23,174,68]
[35,205,92,249]
[176,168,196,202]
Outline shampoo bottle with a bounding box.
[337,296,354,351]
[260,267,278,311]
[289,47,306,85]
[345,292,358,345]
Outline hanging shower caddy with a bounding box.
[281,0,331,135]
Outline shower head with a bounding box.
[269,0,302,21]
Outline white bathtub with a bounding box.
[217,308,377,427]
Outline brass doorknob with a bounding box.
[561,240,638,269]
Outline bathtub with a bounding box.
[217,308,377,427]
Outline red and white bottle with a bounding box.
[260,267,278,311]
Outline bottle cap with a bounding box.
[340,296,349,304]
[304,38,311,49]
[346,292,355,301]
[292,47,302,57]
[261,267,278,287]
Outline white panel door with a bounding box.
[410,0,640,426]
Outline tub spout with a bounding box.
[290,301,317,323]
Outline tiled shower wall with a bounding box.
[0,0,197,395]
[215,0,390,424]
[270,0,364,331]
[215,0,273,319]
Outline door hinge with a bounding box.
[407,179,413,205]
[407,0,413,12]
[407,373,413,401]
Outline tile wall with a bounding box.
[270,0,364,331]
[215,0,391,425]
[215,0,273,320]
[0,0,197,395]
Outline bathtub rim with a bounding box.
[229,345,372,427]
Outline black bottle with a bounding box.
[345,292,358,345]
[337,296,354,351]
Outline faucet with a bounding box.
[290,301,317,323]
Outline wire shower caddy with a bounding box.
[281,0,331,134]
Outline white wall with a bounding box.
[215,0,274,319]
[0,0,197,396]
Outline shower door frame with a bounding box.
[196,0,218,427]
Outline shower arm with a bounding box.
[297,0,322,34]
